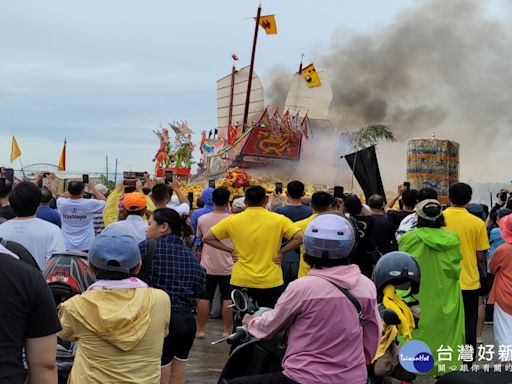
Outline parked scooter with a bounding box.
[216,252,422,384]
[214,289,285,384]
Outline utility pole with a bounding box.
[106,155,109,181]
[114,158,118,184]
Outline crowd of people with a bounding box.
[1,171,512,383]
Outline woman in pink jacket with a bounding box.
[232,214,381,384]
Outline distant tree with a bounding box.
[342,123,396,151]
[342,124,396,192]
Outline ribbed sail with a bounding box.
[284,72,333,121]
[217,66,264,137]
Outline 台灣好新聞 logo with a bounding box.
[399,340,434,373]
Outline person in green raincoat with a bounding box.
[399,199,465,376]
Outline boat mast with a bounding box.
[228,62,236,130]
[242,2,262,131]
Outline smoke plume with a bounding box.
[266,0,512,189]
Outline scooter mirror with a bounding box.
[231,289,248,312]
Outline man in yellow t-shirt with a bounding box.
[297,191,334,278]
[443,182,489,355]
[204,185,303,308]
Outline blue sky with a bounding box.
[0,0,420,174]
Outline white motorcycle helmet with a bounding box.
[304,214,356,260]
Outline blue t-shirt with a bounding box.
[275,204,313,262]
[37,206,62,228]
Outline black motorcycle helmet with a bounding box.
[374,251,421,301]
[43,252,96,305]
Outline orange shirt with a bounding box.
[489,242,512,315]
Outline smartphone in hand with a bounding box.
[4,168,14,183]
[275,182,283,195]
[333,186,344,199]
[82,174,89,184]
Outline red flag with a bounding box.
[58,139,66,171]
[300,114,310,139]
[228,125,238,145]
[270,110,282,132]
[282,110,292,133]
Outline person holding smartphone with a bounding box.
[49,175,106,252]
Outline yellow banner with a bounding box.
[259,15,277,34]
[58,140,66,170]
[302,63,321,88]
[10,136,21,162]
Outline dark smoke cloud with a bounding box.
[263,65,290,112]
[266,0,512,188]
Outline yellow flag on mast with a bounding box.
[258,15,277,34]
[302,63,321,88]
[10,136,21,162]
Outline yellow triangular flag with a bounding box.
[258,15,277,35]
[10,136,21,162]
[58,139,66,171]
[302,63,321,88]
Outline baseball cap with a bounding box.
[497,208,512,219]
[231,196,246,213]
[123,192,147,211]
[88,230,141,274]
[95,183,109,195]
[416,199,443,222]
[467,203,486,220]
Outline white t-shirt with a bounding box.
[396,212,418,243]
[0,218,66,268]
[166,202,191,217]
[57,198,106,251]
[103,215,147,244]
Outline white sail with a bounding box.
[284,72,333,121]
[217,66,264,137]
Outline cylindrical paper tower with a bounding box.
[406,138,460,204]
